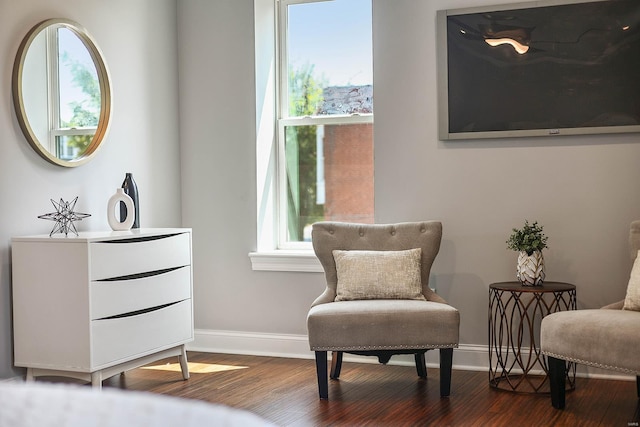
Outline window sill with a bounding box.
[248,250,323,272]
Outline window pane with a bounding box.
[285,123,374,242]
[287,0,373,117]
[56,134,92,160]
[57,27,100,128]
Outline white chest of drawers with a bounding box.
[11,228,193,388]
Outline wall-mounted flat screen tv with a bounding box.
[437,0,640,140]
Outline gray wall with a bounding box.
[0,0,181,378]
[372,0,640,344]
[178,0,325,335]
[179,0,640,352]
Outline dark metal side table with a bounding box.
[488,281,577,393]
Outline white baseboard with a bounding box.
[188,329,635,381]
[1,376,25,383]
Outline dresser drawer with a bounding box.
[91,299,192,368]
[89,232,191,280]
[90,266,191,320]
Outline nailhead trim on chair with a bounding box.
[311,343,459,351]
[542,350,640,375]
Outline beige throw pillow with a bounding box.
[333,248,425,301]
[623,250,640,311]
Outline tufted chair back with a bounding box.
[311,221,443,305]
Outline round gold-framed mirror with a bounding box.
[12,18,112,167]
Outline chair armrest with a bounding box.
[427,292,449,304]
[601,300,624,310]
[311,288,337,307]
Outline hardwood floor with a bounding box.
[93,351,638,426]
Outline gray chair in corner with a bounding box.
[306,221,460,400]
[540,220,640,409]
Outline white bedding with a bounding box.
[0,382,275,427]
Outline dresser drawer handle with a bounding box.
[96,233,184,244]
[96,300,186,320]
[96,265,188,282]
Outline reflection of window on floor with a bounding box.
[141,362,248,374]
[278,0,374,247]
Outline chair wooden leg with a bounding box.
[548,356,566,409]
[636,376,640,398]
[330,351,343,379]
[315,351,328,400]
[439,348,453,397]
[415,352,427,378]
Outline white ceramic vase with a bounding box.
[107,188,135,231]
[516,250,545,286]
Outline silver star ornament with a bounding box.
[38,197,91,237]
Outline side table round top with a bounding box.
[490,281,575,293]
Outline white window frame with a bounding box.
[250,0,373,271]
[276,0,374,250]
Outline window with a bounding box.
[277,0,374,249]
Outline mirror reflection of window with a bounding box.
[21,25,100,160]
[55,27,100,160]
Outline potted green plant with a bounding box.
[506,220,549,286]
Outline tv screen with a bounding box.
[437,0,640,140]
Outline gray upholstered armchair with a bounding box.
[307,221,460,400]
[541,220,640,409]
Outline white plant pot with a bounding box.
[516,250,545,286]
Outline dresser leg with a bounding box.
[25,368,34,382]
[91,371,103,389]
[179,345,190,380]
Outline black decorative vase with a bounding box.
[121,173,140,228]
